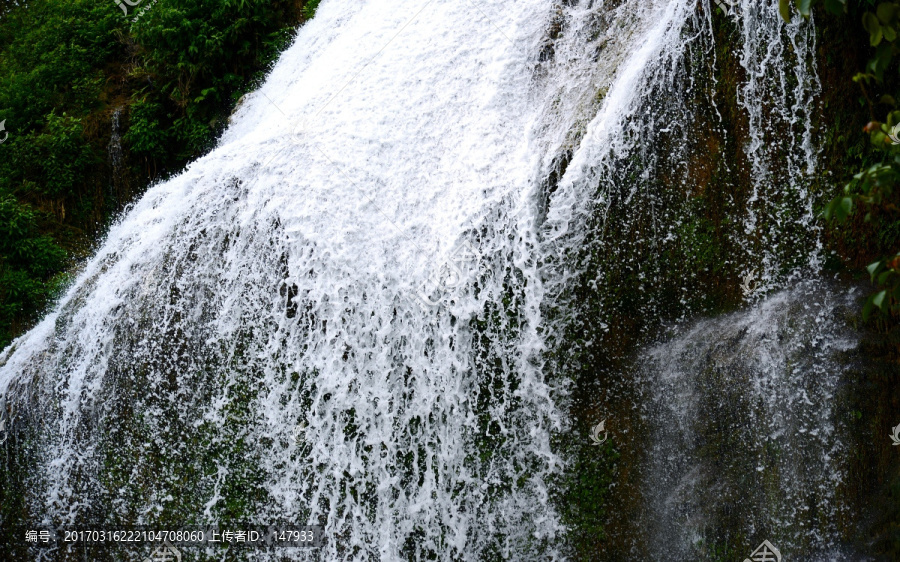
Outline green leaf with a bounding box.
[885,25,898,42]
[795,0,813,17]
[877,2,898,25]
[779,0,792,22]
[835,196,853,221]
[864,12,883,34]
[868,260,883,281]
[863,298,875,321]
[872,26,885,47]
[873,290,888,309]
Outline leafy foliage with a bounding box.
[778,1,900,326]
[812,2,900,325]
[0,0,313,349]
[0,196,67,340]
[824,155,900,322]
[303,0,321,20]
[125,0,306,162]
[778,0,848,21]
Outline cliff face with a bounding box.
[544,3,900,559]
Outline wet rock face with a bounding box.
[538,1,850,557]
[639,280,864,560]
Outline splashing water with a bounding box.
[530,0,855,557]
[640,280,861,559]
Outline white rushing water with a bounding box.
[2,1,569,559]
[530,1,838,558]
[0,0,839,560]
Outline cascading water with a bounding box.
[640,280,861,559]
[530,0,858,559]
[537,0,823,325]
[1,1,567,559]
[0,0,873,560]
[733,0,823,287]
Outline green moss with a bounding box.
[556,436,619,559]
[694,537,745,561]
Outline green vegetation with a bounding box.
[556,436,619,559]
[782,0,900,342]
[0,0,316,349]
[778,0,849,21]
[827,1,900,334]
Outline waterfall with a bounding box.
[536,0,823,326]
[0,0,864,560]
[2,1,566,559]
